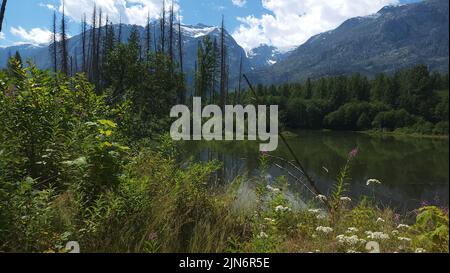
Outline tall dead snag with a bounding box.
[145,12,152,59]
[168,2,174,64]
[219,16,226,110]
[60,2,69,75]
[238,53,243,97]
[81,14,87,73]
[95,8,102,89]
[160,0,166,54]
[0,0,7,33]
[117,15,122,44]
[51,11,58,73]
[177,14,183,73]
[89,5,97,82]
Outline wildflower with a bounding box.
[308,209,322,214]
[266,185,281,193]
[316,195,328,202]
[391,230,399,236]
[316,214,326,220]
[346,249,361,253]
[336,235,360,245]
[398,237,412,242]
[397,224,410,230]
[367,179,382,186]
[316,226,333,234]
[366,231,390,240]
[340,197,352,202]
[349,148,359,158]
[258,232,268,239]
[376,218,385,224]
[275,205,290,212]
[347,227,359,233]
[415,248,426,253]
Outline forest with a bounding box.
[0,2,448,253]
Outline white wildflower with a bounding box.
[346,249,361,253]
[316,226,333,234]
[308,209,322,214]
[366,231,390,240]
[391,230,399,235]
[397,224,410,230]
[376,218,385,223]
[415,248,426,253]
[366,179,382,186]
[258,232,268,239]
[275,205,290,212]
[316,214,327,220]
[266,185,281,193]
[316,195,328,202]
[336,235,360,245]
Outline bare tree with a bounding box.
[50,11,58,73]
[160,0,166,53]
[60,2,69,75]
[219,16,226,110]
[0,0,7,33]
[168,2,174,63]
[145,12,152,58]
[81,14,87,73]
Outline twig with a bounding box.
[243,74,331,210]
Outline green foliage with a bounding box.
[412,206,449,252]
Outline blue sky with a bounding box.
[0,0,420,51]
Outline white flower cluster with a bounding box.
[336,234,366,246]
[275,205,291,212]
[316,195,328,202]
[266,185,281,193]
[365,231,390,240]
[258,232,269,239]
[316,226,333,234]
[367,179,382,186]
[415,248,426,253]
[376,217,385,223]
[397,224,410,230]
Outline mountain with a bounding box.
[0,23,252,87]
[247,44,287,70]
[247,0,449,85]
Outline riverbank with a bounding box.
[281,129,449,140]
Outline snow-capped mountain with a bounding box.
[247,44,287,70]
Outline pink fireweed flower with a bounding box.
[349,148,359,159]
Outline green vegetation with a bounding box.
[1,55,449,253]
[234,67,449,136]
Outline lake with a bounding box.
[183,131,449,211]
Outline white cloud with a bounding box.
[232,0,399,52]
[0,32,5,40]
[10,26,53,45]
[60,0,180,26]
[39,3,57,11]
[232,0,247,8]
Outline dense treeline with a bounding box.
[234,66,449,135]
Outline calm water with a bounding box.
[183,131,449,211]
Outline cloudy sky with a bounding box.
[1,0,420,52]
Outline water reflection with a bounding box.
[183,131,449,211]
